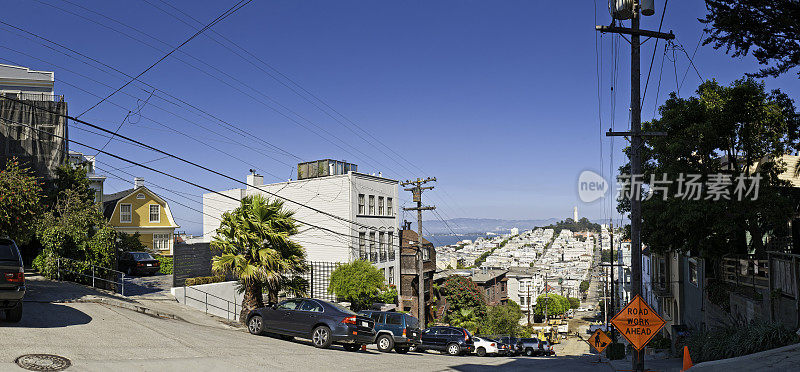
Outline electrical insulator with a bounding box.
[609,0,633,20]
[641,0,655,16]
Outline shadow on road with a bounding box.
[450,355,607,372]
[124,274,172,297]
[0,302,92,328]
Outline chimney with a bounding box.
[247,171,264,187]
[134,177,144,188]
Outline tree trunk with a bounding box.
[240,281,264,324]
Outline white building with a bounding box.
[67,151,105,206]
[202,160,400,289]
[510,227,519,236]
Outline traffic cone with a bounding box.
[360,344,367,351]
[681,345,693,371]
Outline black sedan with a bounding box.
[246,298,376,350]
[0,238,25,323]
[118,252,160,276]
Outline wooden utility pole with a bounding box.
[609,221,615,341]
[401,177,436,327]
[598,1,673,370]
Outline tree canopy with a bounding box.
[533,293,570,318]
[543,217,601,234]
[441,275,487,324]
[0,158,42,244]
[617,78,800,258]
[482,300,523,336]
[328,259,385,311]
[702,0,800,78]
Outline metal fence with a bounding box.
[298,261,342,302]
[56,256,126,296]
[182,285,240,321]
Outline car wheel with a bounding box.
[476,347,486,357]
[376,335,394,352]
[5,302,22,323]
[395,346,409,354]
[525,348,534,357]
[247,315,264,335]
[408,344,418,352]
[447,343,461,356]
[343,344,360,352]
[312,325,333,349]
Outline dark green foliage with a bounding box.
[533,293,570,318]
[50,163,95,206]
[618,79,800,258]
[606,342,625,360]
[117,232,146,253]
[328,259,385,311]
[568,297,580,309]
[542,217,601,234]
[686,321,799,363]
[474,236,513,266]
[441,275,487,324]
[185,275,227,286]
[155,255,173,275]
[0,158,43,244]
[580,280,590,293]
[702,0,800,78]
[482,300,523,336]
[376,284,398,304]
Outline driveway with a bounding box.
[124,274,172,298]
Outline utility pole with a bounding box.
[401,177,436,327]
[526,280,532,326]
[609,221,615,341]
[598,2,673,370]
[544,271,549,323]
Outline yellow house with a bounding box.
[103,178,179,255]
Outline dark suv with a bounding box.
[358,310,421,353]
[0,238,25,323]
[419,326,475,356]
[494,336,523,356]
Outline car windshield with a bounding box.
[0,240,19,261]
[327,301,355,315]
[131,252,154,260]
[407,315,420,329]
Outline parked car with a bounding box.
[472,337,501,357]
[118,252,160,276]
[246,298,376,350]
[418,326,475,356]
[0,238,25,323]
[518,337,543,356]
[494,336,523,356]
[541,339,555,356]
[357,310,421,353]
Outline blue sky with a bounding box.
[2,1,797,234]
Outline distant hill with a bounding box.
[421,217,608,235]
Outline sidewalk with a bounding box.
[608,357,683,372]
[24,274,243,330]
[689,343,800,371]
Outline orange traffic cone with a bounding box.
[360,344,367,351]
[681,345,693,371]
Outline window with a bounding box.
[299,300,323,312]
[369,232,377,262]
[387,197,393,216]
[388,266,394,285]
[358,232,367,260]
[153,233,171,251]
[370,312,385,323]
[149,204,160,223]
[120,204,132,223]
[137,193,145,199]
[689,258,698,286]
[422,245,430,261]
[386,313,403,325]
[369,195,375,215]
[379,232,386,262]
[388,232,394,260]
[277,299,303,310]
[358,194,365,214]
[378,197,384,215]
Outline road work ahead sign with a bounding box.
[610,294,665,350]
[588,329,611,353]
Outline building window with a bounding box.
[120,204,132,223]
[388,266,395,285]
[689,258,698,286]
[379,232,386,262]
[378,197,384,215]
[369,195,375,215]
[422,245,430,261]
[358,194,365,214]
[149,204,160,223]
[358,233,366,260]
[153,233,171,251]
[369,232,377,262]
[388,232,394,260]
[387,197,393,216]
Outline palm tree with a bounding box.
[211,195,308,322]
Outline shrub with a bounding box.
[155,255,173,275]
[328,260,385,311]
[185,275,226,286]
[685,320,799,363]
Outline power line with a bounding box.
[641,0,669,110]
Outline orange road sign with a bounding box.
[610,294,665,350]
[588,329,612,353]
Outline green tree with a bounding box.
[534,293,569,318]
[702,0,800,78]
[50,163,94,206]
[568,297,580,309]
[117,232,146,253]
[0,158,43,244]
[211,195,308,322]
[580,280,590,293]
[328,259,385,311]
[440,275,487,323]
[618,78,800,258]
[482,300,523,336]
[449,307,481,335]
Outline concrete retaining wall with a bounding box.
[171,281,243,322]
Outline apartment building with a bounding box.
[399,224,435,318]
[0,64,68,180]
[202,159,400,291]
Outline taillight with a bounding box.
[342,316,358,325]
[463,329,468,341]
[491,343,496,347]
[137,262,145,267]
[402,328,406,337]
[155,261,160,266]
[5,268,24,283]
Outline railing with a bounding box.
[721,255,770,290]
[388,249,395,261]
[56,256,126,296]
[1,92,64,102]
[370,252,377,263]
[183,285,240,322]
[380,251,387,262]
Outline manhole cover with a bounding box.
[14,354,71,371]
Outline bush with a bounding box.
[155,255,173,275]
[328,260,385,311]
[606,342,625,360]
[185,275,226,286]
[686,320,799,363]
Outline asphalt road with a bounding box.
[0,301,615,372]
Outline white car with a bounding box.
[472,337,501,357]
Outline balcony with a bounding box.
[388,250,395,261]
[2,92,64,102]
[380,252,387,262]
[721,255,770,290]
[369,252,377,263]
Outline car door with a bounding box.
[266,299,303,333]
[384,312,404,338]
[421,327,440,349]
[294,300,324,335]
